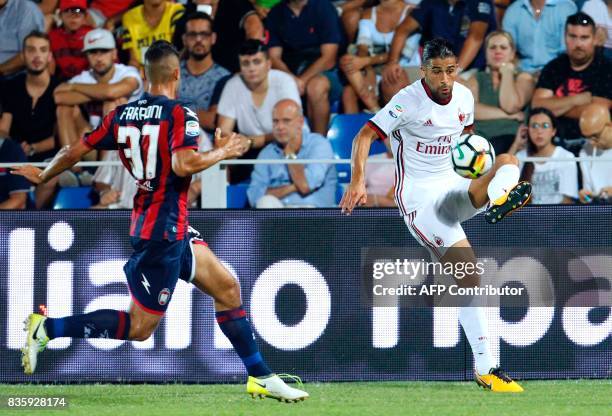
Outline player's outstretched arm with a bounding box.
[11,141,91,185]
[339,124,379,215]
[172,129,250,177]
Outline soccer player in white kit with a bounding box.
[340,39,531,392]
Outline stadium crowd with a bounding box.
[0,0,610,209]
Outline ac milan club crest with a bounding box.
[458,111,466,124]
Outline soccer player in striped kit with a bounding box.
[14,40,308,403]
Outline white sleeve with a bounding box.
[356,19,373,47]
[69,71,90,84]
[121,65,144,94]
[560,155,579,199]
[368,90,414,139]
[278,72,301,106]
[217,78,237,119]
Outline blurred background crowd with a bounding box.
[0,0,610,209]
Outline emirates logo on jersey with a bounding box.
[415,136,452,155]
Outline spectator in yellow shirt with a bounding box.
[122,0,184,70]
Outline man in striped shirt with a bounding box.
[15,40,308,403]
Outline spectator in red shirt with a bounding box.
[49,0,93,80]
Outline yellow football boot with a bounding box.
[246,374,309,402]
[485,181,532,224]
[475,368,524,393]
[21,313,49,375]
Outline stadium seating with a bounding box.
[53,187,94,209]
[227,183,250,208]
[327,113,388,183]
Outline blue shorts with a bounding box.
[124,234,207,315]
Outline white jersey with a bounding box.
[368,79,474,215]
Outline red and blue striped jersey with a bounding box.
[82,93,200,241]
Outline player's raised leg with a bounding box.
[467,153,532,223]
[190,242,308,402]
[440,239,523,393]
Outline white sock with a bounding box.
[459,307,496,375]
[487,164,520,202]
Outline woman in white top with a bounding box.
[339,0,420,113]
[509,107,578,204]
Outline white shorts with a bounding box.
[403,176,484,259]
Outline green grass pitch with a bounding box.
[1,380,610,416]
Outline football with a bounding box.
[451,134,496,179]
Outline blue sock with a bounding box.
[216,306,272,377]
[44,310,131,340]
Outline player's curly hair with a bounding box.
[422,38,456,66]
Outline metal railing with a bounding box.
[1,156,611,208]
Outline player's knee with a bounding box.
[496,153,518,167]
[127,309,161,341]
[224,275,242,304]
[128,322,157,342]
[214,274,241,308]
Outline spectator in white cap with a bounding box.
[54,28,143,150]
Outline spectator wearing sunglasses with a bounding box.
[49,0,94,81]
[509,107,578,204]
